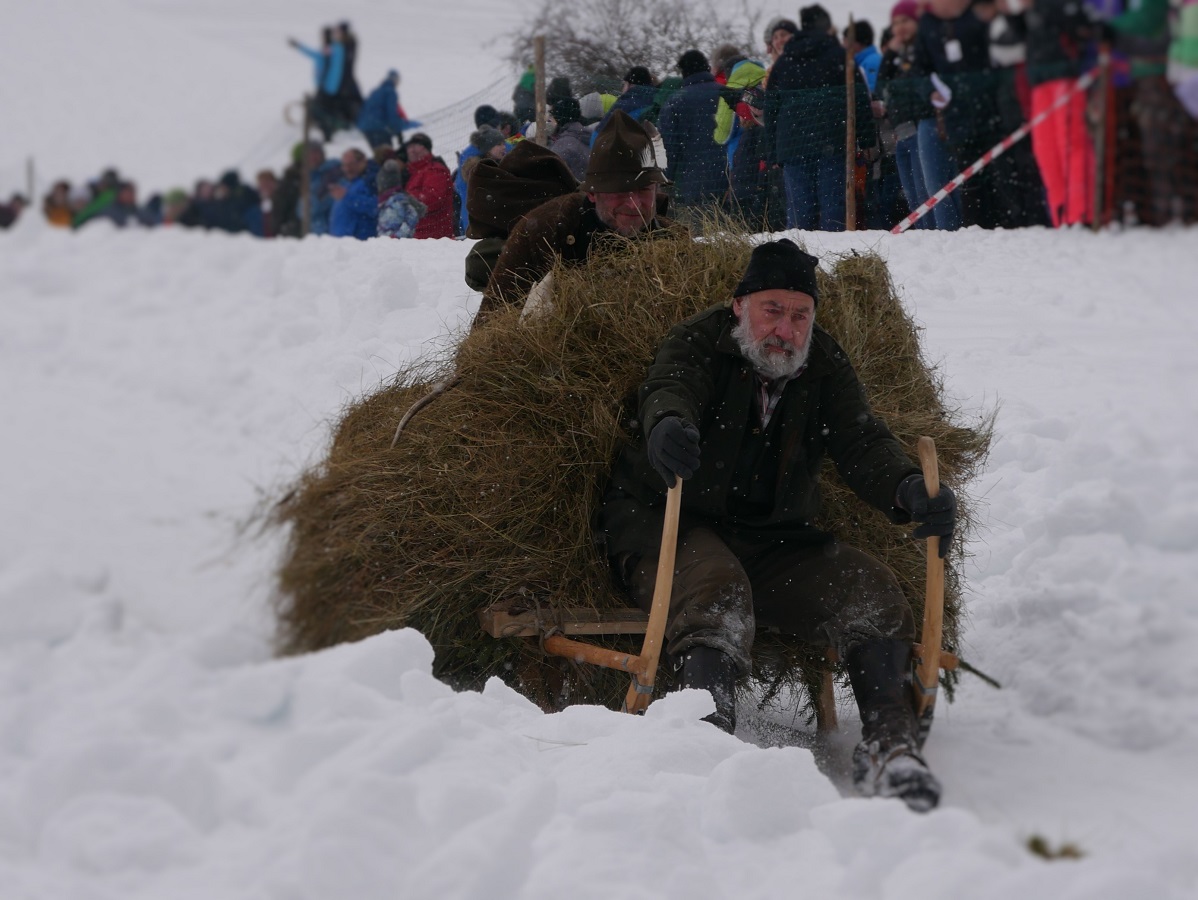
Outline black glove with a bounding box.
[646,416,701,487]
[897,474,956,558]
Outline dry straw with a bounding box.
[270,232,992,715]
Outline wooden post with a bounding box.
[300,94,312,237]
[844,15,858,232]
[1092,43,1111,232]
[534,36,548,147]
[26,157,34,204]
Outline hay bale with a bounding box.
[270,233,991,714]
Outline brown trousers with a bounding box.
[624,526,915,675]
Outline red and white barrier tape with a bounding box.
[890,65,1101,234]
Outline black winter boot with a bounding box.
[678,645,738,733]
[845,638,941,812]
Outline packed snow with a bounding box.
[4,1,1198,898]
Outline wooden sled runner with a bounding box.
[480,437,957,737]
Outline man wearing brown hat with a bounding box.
[597,238,955,813]
[474,109,678,330]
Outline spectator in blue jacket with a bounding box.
[288,29,337,92]
[289,28,348,140]
[358,70,419,149]
[844,20,883,93]
[595,66,658,136]
[329,148,378,239]
[299,144,342,236]
[657,50,728,218]
[454,105,504,234]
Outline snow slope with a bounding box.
[4,218,1198,899]
[4,1,1198,897]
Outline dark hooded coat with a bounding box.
[763,29,877,162]
[463,141,579,292]
[657,70,728,203]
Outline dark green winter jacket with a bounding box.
[597,303,919,562]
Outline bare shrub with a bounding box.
[506,0,766,93]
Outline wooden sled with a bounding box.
[480,437,956,737]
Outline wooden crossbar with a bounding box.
[479,601,958,671]
[479,603,651,638]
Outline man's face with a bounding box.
[406,143,429,163]
[731,289,816,379]
[587,184,657,236]
[770,28,793,56]
[341,151,366,179]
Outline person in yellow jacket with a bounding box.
[713,55,768,146]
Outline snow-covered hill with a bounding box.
[4,217,1197,899]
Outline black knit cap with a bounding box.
[732,239,820,303]
[624,65,653,86]
[406,132,433,151]
[678,49,710,78]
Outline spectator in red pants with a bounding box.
[1025,0,1098,225]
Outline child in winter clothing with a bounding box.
[376,160,426,239]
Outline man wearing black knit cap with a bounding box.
[597,238,954,813]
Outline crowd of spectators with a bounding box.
[4,3,1195,237]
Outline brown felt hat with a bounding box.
[578,110,670,193]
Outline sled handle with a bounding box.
[913,437,945,723]
[624,479,682,714]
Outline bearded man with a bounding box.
[596,239,955,812]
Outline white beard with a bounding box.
[731,315,814,381]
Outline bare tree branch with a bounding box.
[505,0,766,95]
